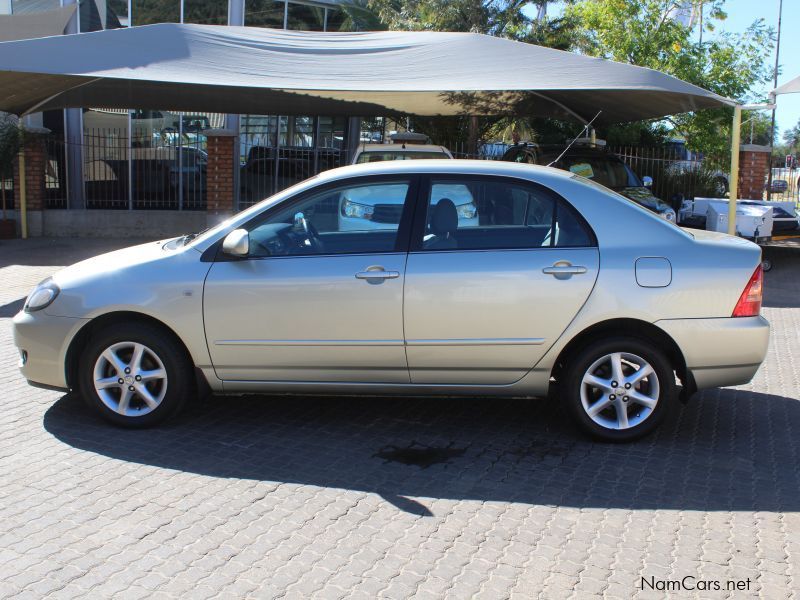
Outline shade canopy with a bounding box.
[0,5,76,43]
[0,23,733,123]
[774,75,800,96]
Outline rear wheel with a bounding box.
[561,337,675,442]
[78,322,192,427]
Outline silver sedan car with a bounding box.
[13,160,769,441]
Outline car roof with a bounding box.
[316,158,578,186]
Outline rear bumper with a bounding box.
[655,315,769,390]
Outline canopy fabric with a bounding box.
[0,23,734,122]
[0,5,75,43]
[774,75,800,96]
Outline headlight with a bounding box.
[456,202,478,219]
[24,279,60,312]
[341,198,374,220]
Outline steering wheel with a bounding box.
[294,212,325,253]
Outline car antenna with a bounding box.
[546,111,602,168]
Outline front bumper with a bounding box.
[655,315,770,390]
[12,310,88,391]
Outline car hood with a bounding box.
[51,239,191,289]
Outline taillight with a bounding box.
[732,265,763,317]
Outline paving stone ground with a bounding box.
[1,238,799,599]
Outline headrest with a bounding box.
[431,198,458,236]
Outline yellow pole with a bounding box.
[17,134,27,239]
[727,105,742,236]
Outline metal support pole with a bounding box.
[728,105,742,236]
[766,0,783,200]
[17,127,27,239]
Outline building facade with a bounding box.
[2,0,373,236]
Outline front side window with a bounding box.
[419,177,594,251]
[245,180,412,258]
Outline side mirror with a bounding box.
[222,229,249,257]
[642,176,653,188]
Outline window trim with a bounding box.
[210,174,421,262]
[409,174,597,253]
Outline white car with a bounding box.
[352,143,453,164]
[341,144,478,231]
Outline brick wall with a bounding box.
[738,145,770,200]
[205,131,236,217]
[12,135,47,212]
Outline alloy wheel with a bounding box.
[92,341,168,417]
[579,351,660,430]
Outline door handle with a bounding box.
[355,268,400,281]
[542,262,587,279]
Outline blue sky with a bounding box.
[722,0,799,140]
[531,0,799,141]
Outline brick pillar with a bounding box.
[737,144,770,201]
[204,129,237,224]
[13,133,48,212]
[12,128,50,237]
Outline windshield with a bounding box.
[543,153,641,189]
[356,150,449,163]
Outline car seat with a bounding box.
[426,199,459,249]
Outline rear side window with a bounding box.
[419,177,595,251]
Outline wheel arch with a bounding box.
[65,310,204,393]
[550,318,695,400]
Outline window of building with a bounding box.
[244,0,284,28]
[83,108,129,208]
[184,0,227,25]
[324,6,348,31]
[286,1,323,31]
[131,0,180,26]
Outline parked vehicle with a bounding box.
[680,198,800,234]
[352,143,453,164]
[14,161,769,442]
[664,138,729,196]
[768,179,788,194]
[502,142,677,222]
[344,143,473,230]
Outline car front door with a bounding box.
[203,176,417,383]
[403,175,600,385]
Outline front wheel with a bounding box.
[78,322,193,427]
[561,337,676,442]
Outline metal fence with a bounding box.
[23,131,800,214]
[609,145,727,206]
[768,167,800,204]
[82,127,208,211]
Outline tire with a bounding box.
[78,322,193,427]
[561,337,676,442]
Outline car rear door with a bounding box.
[403,175,599,385]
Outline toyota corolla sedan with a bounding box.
[13,161,769,441]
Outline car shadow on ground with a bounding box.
[43,388,800,514]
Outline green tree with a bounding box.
[784,120,800,152]
[565,0,775,166]
[365,0,582,149]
